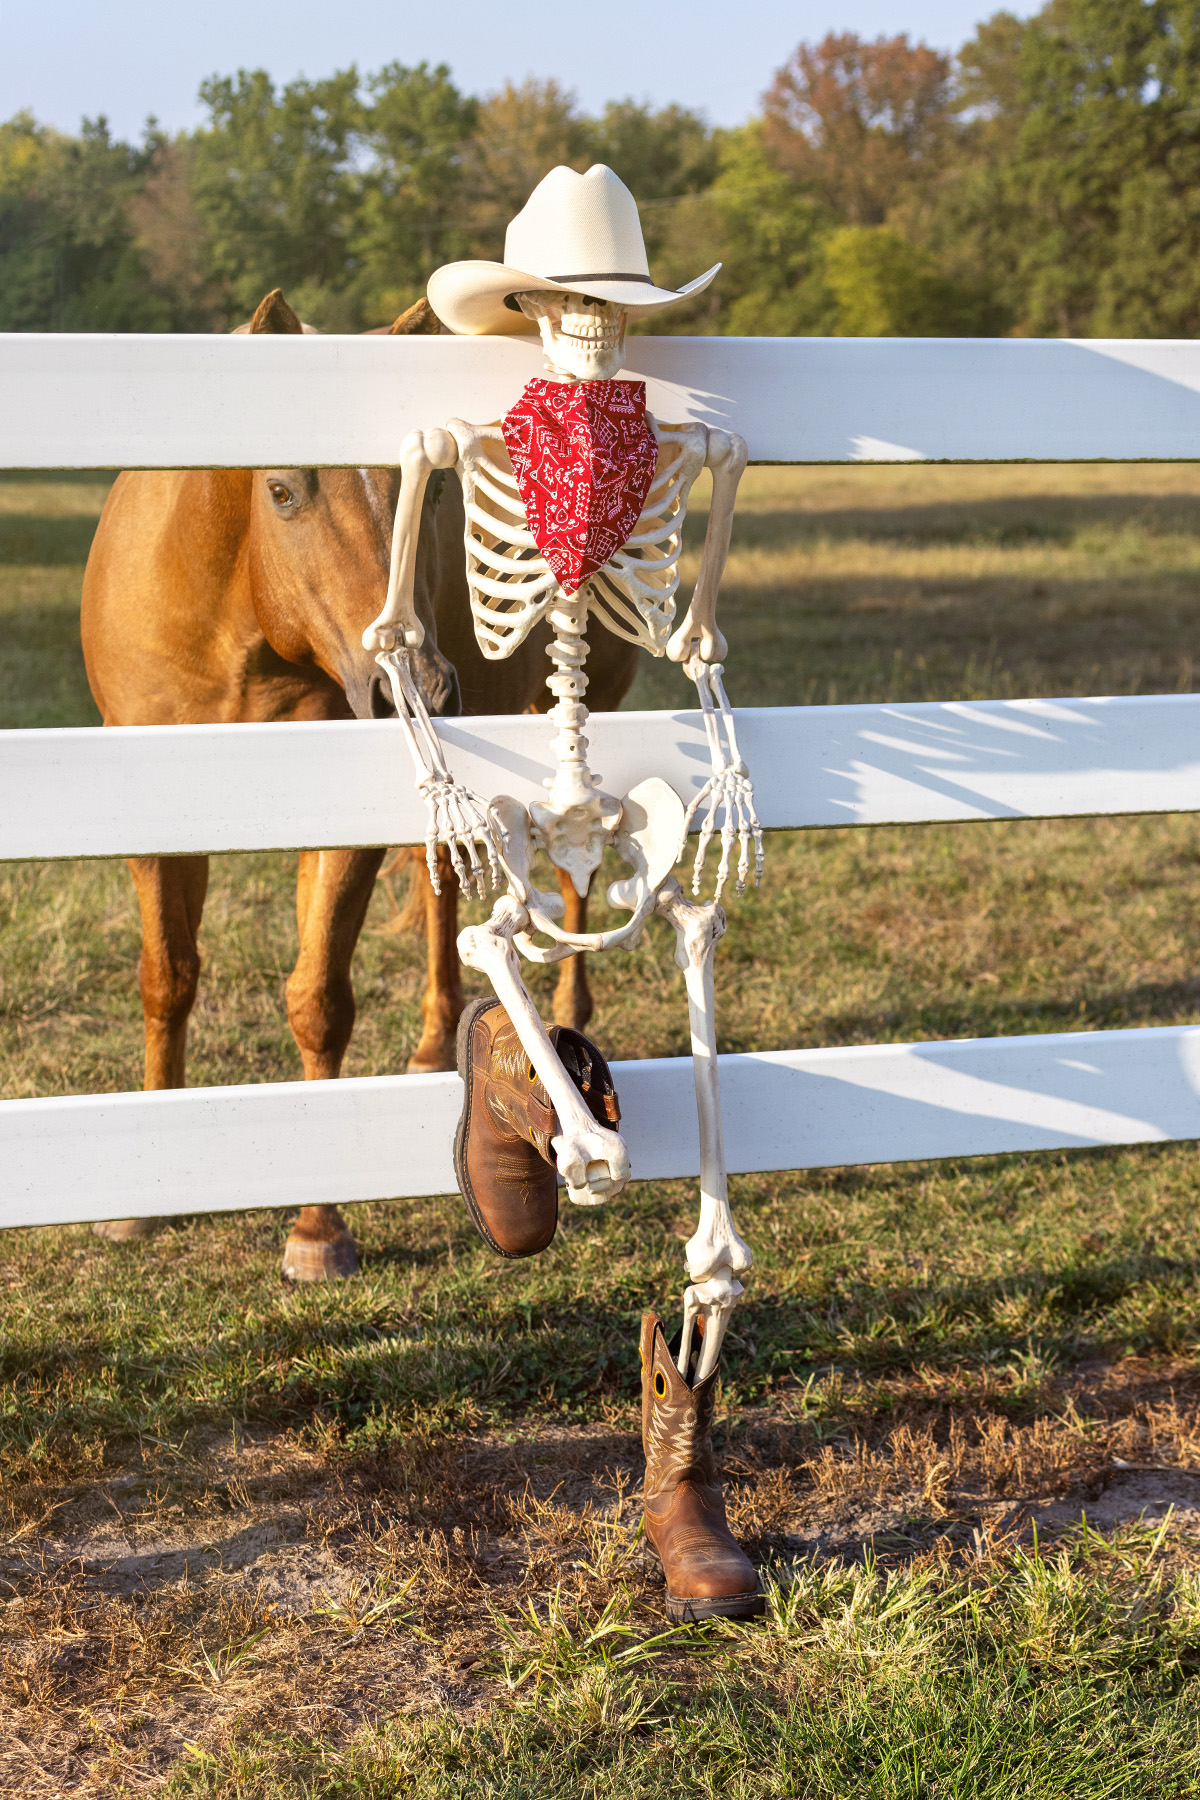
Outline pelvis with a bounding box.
[489,779,686,961]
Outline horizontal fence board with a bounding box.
[5,334,1200,468]
[3,1023,1198,1230]
[3,694,1200,861]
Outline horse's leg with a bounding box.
[407,845,464,1074]
[282,845,387,1280]
[94,854,210,1242]
[552,869,594,1032]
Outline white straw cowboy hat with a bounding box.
[428,163,720,337]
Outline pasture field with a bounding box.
[4,465,1200,1794]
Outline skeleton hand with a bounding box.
[680,658,764,901]
[414,770,500,900]
[376,650,500,899]
[551,1122,630,1208]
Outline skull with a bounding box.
[517,291,628,383]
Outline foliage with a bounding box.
[937,0,1200,337]
[4,3,1200,340]
[352,62,479,324]
[188,68,362,329]
[823,225,1005,335]
[648,126,835,337]
[763,30,955,226]
[0,111,179,331]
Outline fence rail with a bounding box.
[4,693,1199,861]
[3,330,1199,1233]
[7,333,1200,467]
[5,1025,1198,1230]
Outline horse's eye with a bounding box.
[267,481,293,506]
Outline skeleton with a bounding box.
[365,290,762,1379]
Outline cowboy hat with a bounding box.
[427,164,720,338]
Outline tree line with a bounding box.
[3,0,1197,338]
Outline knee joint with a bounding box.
[138,946,200,1028]
[286,969,355,1058]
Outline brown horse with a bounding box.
[80,289,639,1277]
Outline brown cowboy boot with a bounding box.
[640,1311,762,1622]
[453,995,620,1258]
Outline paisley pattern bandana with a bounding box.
[501,378,658,596]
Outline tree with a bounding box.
[354,62,477,323]
[459,79,589,260]
[763,32,954,225]
[945,0,1200,337]
[581,100,718,261]
[0,111,176,331]
[19,20,1200,345]
[188,68,362,328]
[822,225,1000,334]
[651,126,836,337]
[127,136,222,330]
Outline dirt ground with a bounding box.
[5,1354,1200,1793]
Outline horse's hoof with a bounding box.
[281,1231,360,1282]
[92,1216,164,1242]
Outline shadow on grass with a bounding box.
[686,491,1200,555]
[773,974,1200,1053]
[0,514,103,565]
[0,597,100,728]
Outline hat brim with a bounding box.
[427,261,721,337]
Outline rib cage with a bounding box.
[449,415,708,661]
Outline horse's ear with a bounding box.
[246,289,306,335]
[388,297,443,335]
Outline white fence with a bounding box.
[10,332,1200,464]
[3,333,1200,1230]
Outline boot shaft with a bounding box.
[479,1008,557,1159]
[639,1312,718,1498]
[479,1011,622,1161]
[453,996,624,1261]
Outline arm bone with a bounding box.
[376,650,499,900]
[665,427,748,667]
[362,427,459,655]
[680,660,764,900]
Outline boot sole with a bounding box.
[453,997,555,1259]
[664,1589,765,1623]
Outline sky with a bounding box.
[0,0,1033,141]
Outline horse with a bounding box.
[80,288,639,1278]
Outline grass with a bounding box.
[5,463,1200,1793]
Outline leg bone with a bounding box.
[458,894,630,1206]
[680,1275,746,1380]
[657,879,753,1381]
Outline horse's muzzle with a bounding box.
[359,651,461,722]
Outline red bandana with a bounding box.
[501,378,658,596]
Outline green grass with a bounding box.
[172,1534,1200,1798]
[0,471,106,728]
[5,464,1200,1795]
